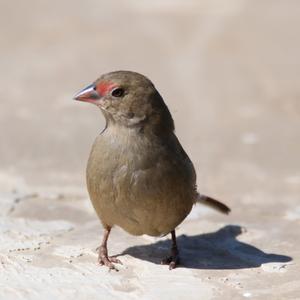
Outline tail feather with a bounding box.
[196,194,231,214]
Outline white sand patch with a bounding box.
[53,246,96,259]
[243,292,252,297]
[0,218,74,253]
[0,173,29,194]
[261,262,290,273]
[285,206,300,221]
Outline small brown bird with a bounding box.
[74,71,230,270]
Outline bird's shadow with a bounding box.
[121,225,292,269]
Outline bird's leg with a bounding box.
[98,226,122,270]
[161,230,180,270]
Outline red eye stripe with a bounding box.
[96,82,118,96]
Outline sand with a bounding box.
[0,0,299,299]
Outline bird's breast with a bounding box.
[86,126,196,236]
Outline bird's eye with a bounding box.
[111,87,125,97]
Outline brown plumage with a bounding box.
[74,71,230,270]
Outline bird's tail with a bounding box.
[196,193,231,214]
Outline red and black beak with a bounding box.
[73,84,101,103]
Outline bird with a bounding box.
[74,71,230,270]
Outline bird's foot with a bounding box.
[98,255,122,271]
[161,233,180,270]
[98,246,122,271]
[161,254,180,270]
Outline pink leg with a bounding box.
[98,226,122,271]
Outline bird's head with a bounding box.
[74,71,174,133]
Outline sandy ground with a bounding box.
[1,0,300,299]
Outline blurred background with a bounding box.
[1,0,299,204]
[0,1,299,298]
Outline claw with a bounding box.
[109,256,123,265]
[161,255,180,270]
[161,230,180,269]
[98,255,119,271]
